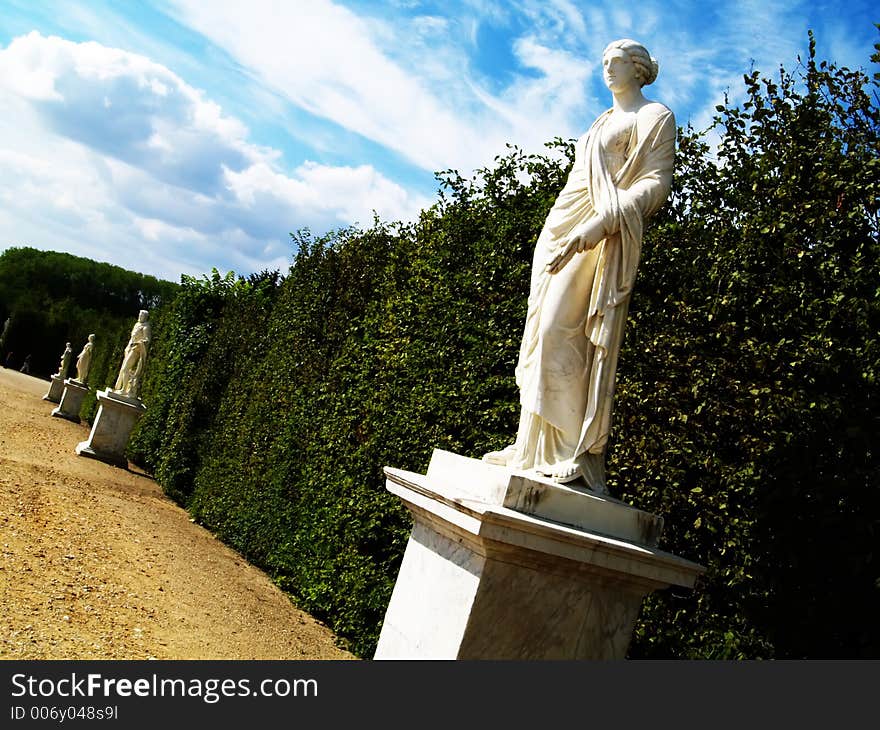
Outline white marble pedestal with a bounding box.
[51,379,89,422]
[75,388,146,468]
[42,375,65,403]
[374,449,705,660]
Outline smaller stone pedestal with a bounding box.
[51,379,89,422]
[374,449,705,660]
[75,388,146,467]
[42,375,65,403]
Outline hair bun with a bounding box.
[646,56,659,86]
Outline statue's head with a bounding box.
[602,39,658,88]
[65,342,71,348]
[138,310,149,322]
[88,334,95,342]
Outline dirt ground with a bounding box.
[0,367,355,660]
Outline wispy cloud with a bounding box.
[163,0,610,175]
[164,0,490,172]
[0,0,876,282]
[161,0,854,183]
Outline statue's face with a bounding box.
[603,48,640,92]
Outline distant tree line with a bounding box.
[3,34,877,659]
[0,246,179,416]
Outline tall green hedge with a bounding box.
[125,37,879,658]
[616,38,880,658]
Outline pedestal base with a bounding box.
[42,374,65,403]
[75,388,146,467]
[51,379,89,422]
[374,449,705,660]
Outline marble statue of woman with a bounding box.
[113,310,151,398]
[483,39,676,495]
[56,342,73,379]
[75,334,95,383]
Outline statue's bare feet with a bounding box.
[536,461,582,484]
[537,454,610,495]
[482,444,517,466]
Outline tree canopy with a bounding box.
[0,246,178,378]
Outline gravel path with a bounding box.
[0,367,355,660]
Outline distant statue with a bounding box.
[483,39,676,495]
[0,316,10,349]
[56,342,73,379]
[75,334,95,383]
[112,310,151,398]
[19,354,31,374]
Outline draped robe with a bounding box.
[113,321,151,397]
[506,102,676,475]
[76,341,93,382]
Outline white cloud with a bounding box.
[548,0,588,37]
[610,8,633,33]
[411,15,449,35]
[223,159,429,230]
[502,38,593,139]
[0,31,428,279]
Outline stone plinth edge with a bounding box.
[51,378,90,423]
[96,388,147,412]
[42,374,65,403]
[75,440,128,468]
[384,464,704,590]
[423,448,664,548]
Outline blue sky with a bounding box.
[0,1,876,282]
